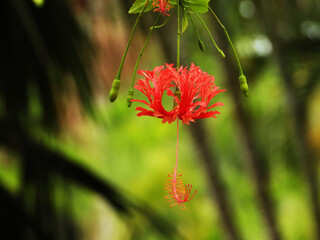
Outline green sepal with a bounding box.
[127,89,134,107]
[184,0,210,14]
[198,39,205,51]
[219,49,225,58]
[109,79,121,102]
[239,75,249,97]
[129,0,154,14]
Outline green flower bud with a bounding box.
[239,75,249,97]
[127,89,134,107]
[219,49,226,58]
[109,79,121,102]
[198,40,205,52]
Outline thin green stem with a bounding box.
[110,1,149,102]
[116,0,149,79]
[209,7,243,75]
[177,0,181,68]
[127,14,160,107]
[172,0,182,101]
[150,17,170,30]
[130,15,160,89]
[186,11,205,51]
[150,8,175,30]
[189,7,225,58]
[209,7,248,96]
[187,12,201,42]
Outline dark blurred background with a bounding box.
[0,0,319,239]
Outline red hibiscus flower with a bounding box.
[152,0,173,16]
[169,63,225,124]
[132,64,178,123]
[132,63,225,125]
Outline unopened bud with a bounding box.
[198,40,205,52]
[109,79,121,102]
[127,89,134,107]
[239,75,249,97]
[219,49,226,58]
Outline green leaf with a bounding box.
[184,0,210,14]
[181,11,188,34]
[128,0,154,14]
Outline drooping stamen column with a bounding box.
[173,119,180,201]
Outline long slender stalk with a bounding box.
[173,2,181,202]
[127,14,160,107]
[109,0,149,102]
[186,11,205,51]
[209,7,249,97]
[189,7,225,58]
[116,0,149,80]
[177,0,181,68]
[150,8,175,30]
[173,0,181,103]
[175,0,181,180]
[173,119,180,200]
[209,7,242,75]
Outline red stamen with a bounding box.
[164,169,197,210]
[152,0,173,16]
